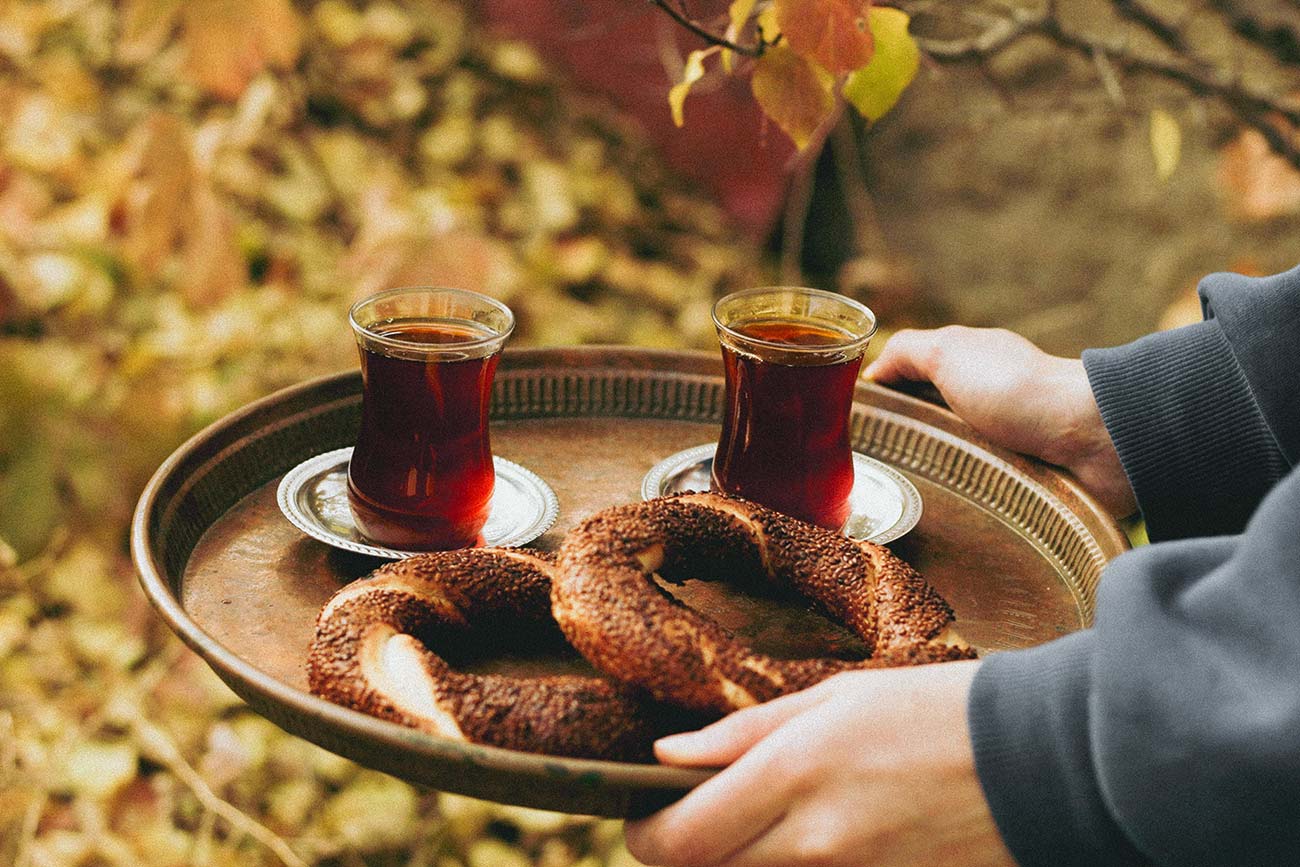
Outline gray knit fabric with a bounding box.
[970,265,1300,866]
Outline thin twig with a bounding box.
[1209,0,1300,64]
[779,100,847,283]
[1091,47,1127,109]
[1041,16,1300,169]
[1110,0,1187,53]
[645,0,764,57]
[130,716,309,867]
[915,1,1300,171]
[830,119,886,256]
[14,793,44,867]
[915,5,1051,60]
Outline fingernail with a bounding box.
[654,731,705,758]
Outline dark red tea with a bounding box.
[712,318,864,529]
[347,320,500,550]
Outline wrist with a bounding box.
[1038,359,1137,519]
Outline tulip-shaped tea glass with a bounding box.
[346,287,514,551]
[711,287,878,530]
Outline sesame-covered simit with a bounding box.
[552,493,974,716]
[307,495,973,760]
[307,548,698,761]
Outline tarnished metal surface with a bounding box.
[133,347,1128,817]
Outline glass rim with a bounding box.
[348,286,515,355]
[712,286,878,354]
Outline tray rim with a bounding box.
[131,345,1129,815]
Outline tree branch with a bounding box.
[1109,0,1188,54]
[1209,0,1300,64]
[915,2,1300,171]
[913,5,1051,61]
[645,0,764,57]
[645,0,1300,170]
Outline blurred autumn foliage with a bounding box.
[0,1,763,864]
[4,0,1300,864]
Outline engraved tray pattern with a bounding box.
[133,347,1127,817]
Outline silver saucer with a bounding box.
[277,447,559,559]
[641,444,923,544]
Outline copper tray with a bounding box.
[132,347,1127,817]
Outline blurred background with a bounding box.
[1,1,1297,864]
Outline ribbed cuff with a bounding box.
[969,633,1149,866]
[1082,320,1288,542]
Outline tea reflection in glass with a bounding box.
[711,287,877,530]
[346,287,514,551]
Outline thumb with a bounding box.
[862,329,939,384]
[655,683,833,767]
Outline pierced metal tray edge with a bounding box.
[132,348,1127,814]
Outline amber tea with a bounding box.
[346,289,513,550]
[712,289,877,530]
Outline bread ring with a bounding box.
[552,492,974,715]
[306,548,695,761]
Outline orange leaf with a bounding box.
[775,0,873,75]
[181,0,303,100]
[751,45,835,149]
[122,113,191,275]
[180,181,247,308]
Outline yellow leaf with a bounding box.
[669,47,719,128]
[757,5,781,42]
[1150,108,1181,181]
[117,0,182,65]
[775,0,873,75]
[723,0,758,73]
[843,7,919,122]
[751,45,835,149]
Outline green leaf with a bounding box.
[1150,108,1181,181]
[668,47,719,127]
[843,7,919,122]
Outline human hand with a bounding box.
[624,661,1015,867]
[864,326,1137,518]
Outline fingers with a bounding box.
[654,682,834,767]
[626,733,796,867]
[627,684,840,866]
[862,328,942,384]
[708,808,859,867]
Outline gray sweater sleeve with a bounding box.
[969,266,1300,865]
[1080,267,1300,540]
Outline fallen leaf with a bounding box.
[117,0,183,66]
[1149,108,1181,181]
[121,113,191,276]
[181,0,303,100]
